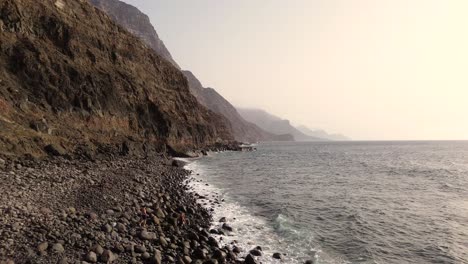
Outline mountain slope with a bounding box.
[0,0,232,158]
[297,125,350,141]
[237,108,325,142]
[182,71,292,142]
[90,0,180,69]
[90,0,289,143]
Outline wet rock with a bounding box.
[213,249,227,260]
[171,159,186,168]
[232,246,241,254]
[244,254,257,264]
[208,237,218,247]
[222,223,233,232]
[193,248,207,260]
[249,249,262,256]
[200,229,210,238]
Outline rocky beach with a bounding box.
[0,0,301,263]
[0,154,275,264]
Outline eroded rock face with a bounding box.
[0,0,233,158]
[183,71,290,142]
[90,0,180,69]
[90,0,289,143]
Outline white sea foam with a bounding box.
[183,141,468,264]
[184,159,321,264]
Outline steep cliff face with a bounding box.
[0,0,232,158]
[90,0,289,143]
[182,71,291,142]
[89,0,180,69]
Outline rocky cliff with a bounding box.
[182,71,292,142]
[90,0,290,143]
[0,0,233,158]
[89,0,180,69]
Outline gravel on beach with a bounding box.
[0,156,266,264]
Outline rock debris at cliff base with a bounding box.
[0,157,252,263]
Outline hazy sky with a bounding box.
[124,0,468,140]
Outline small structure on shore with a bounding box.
[239,144,257,152]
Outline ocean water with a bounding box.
[185,141,468,264]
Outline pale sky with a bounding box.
[124,0,468,140]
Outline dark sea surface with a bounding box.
[186,141,468,264]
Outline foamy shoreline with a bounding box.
[184,155,317,264]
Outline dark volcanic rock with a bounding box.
[183,71,283,142]
[249,248,262,256]
[44,144,67,157]
[90,0,180,69]
[90,0,289,143]
[0,0,233,158]
[0,157,241,263]
[172,159,186,168]
[244,254,257,264]
[222,223,233,232]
